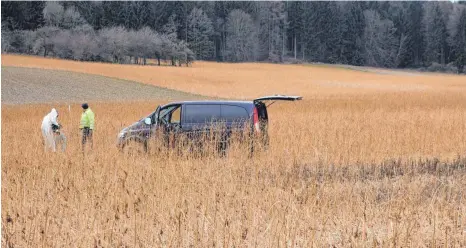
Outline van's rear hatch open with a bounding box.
[253,95,302,102]
[254,95,302,107]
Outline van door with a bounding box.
[220,104,249,130]
[220,104,250,147]
[182,104,222,149]
[157,104,182,148]
[253,95,303,103]
[182,104,221,137]
[253,95,302,147]
[253,95,302,124]
[253,95,302,125]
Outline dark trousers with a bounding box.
[82,127,93,150]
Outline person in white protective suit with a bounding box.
[41,108,61,152]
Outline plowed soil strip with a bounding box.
[1,66,207,105]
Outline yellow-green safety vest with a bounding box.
[80,109,95,129]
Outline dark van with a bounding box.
[117,95,302,153]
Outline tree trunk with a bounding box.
[441,46,445,65]
[281,28,285,62]
[223,29,227,61]
[294,35,297,60]
[157,57,161,66]
[185,19,188,42]
[302,39,305,60]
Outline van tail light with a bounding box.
[253,107,260,134]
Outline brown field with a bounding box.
[3,54,466,99]
[2,54,466,246]
[1,66,206,105]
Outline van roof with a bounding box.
[165,100,253,107]
[165,95,303,107]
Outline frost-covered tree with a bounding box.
[225,10,258,62]
[187,8,214,60]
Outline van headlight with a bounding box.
[118,131,126,138]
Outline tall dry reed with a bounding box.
[2,99,465,247]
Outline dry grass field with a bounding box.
[3,54,466,99]
[2,54,466,246]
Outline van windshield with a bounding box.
[140,106,160,124]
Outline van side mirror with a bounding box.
[144,118,152,125]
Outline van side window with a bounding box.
[255,102,268,121]
[184,104,221,124]
[170,107,181,124]
[158,105,180,125]
[221,105,249,122]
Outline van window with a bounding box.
[221,105,249,122]
[170,107,181,124]
[159,105,180,125]
[184,104,221,124]
[255,102,268,121]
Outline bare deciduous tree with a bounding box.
[62,6,86,29]
[43,2,64,27]
[225,10,257,62]
[363,10,398,67]
[33,26,60,57]
[98,26,130,63]
[51,29,72,59]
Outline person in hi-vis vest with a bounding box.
[80,103,95,151]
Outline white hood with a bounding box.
[42,108,59,128]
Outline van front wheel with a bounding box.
[122,138,148,155]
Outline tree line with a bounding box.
[2,1,466,72]
[1,2,194,66]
